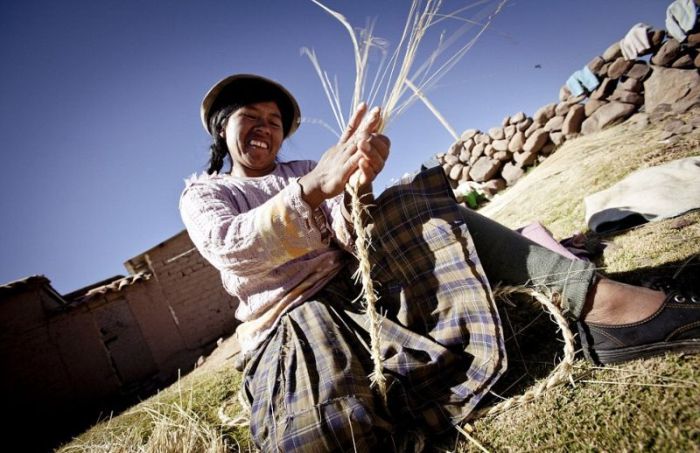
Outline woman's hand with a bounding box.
[299,103,391,208]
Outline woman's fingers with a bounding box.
[340,102,368,144]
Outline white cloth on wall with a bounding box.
[620,23,652,60]
[584,156,700,233]
[666,0,698,42]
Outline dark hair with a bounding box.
[206,105,239,174]
[206,87,290,174]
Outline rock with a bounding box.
[504,125,517,139]
[444,154,459,165]
[524,121,542,138]
[533,103,557,124]
[482,178,506,195]
[590,78,617,100]
[555,102,570,116]
[502,115,510,127]
[442,162,453,173]
[540,143,556,156]
[502,162,525,186]
[562,104,586,135]
[471,143,485,161]
[544,115,564,132]
[611,89,644,106]
[581,101,637,134]
[598,62,611,77]
[511,111,526,124]
[550,131,565,145]
[626,62,651,81]
[508,131,525,152]
[469,156,503,182]
[449,163,464,180]
[477,133,492,145]
[585,99,607,116]
[493,150,512,161]
[513,149,538,167]
[484,144,495,157]
[516,117,533,132]
[620,77,643,92]
[687,32,700,47]
[463,139,475,153]
[587,56,606,75]
[649,29,666,50]
[460,129,479,140]
[672,54,694,69]
[523,129,549,153]
[567,94,587,105]
[492,139,509,152]
[651,39,681,66]
[695,52,700,68]
[664,119,686,133]
[627,112,650,130]
[602,41,622,61]
[644,66,700,112]
[488,127,505,140]
[672,83,700,113]
[436,152,445,162]
[447,141,463,156]
[459,147,470,163]
[607,57,634,79]
[559,84,572,102]
[460,166,471,182]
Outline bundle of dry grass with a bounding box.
[306,0,508,401]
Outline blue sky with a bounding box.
[1,0,670,293]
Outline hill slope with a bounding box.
[59,112,700,452]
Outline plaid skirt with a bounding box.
[243,167,506,452]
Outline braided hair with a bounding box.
[206,105,239,175]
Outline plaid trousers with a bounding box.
[243,168,507,452]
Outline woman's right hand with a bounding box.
[299,103,389,208]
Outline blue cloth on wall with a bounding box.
[566,66,599,97]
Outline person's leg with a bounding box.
[243,298,392,451]
[456,205,596,319]
[457,205,700,365]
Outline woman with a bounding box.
[180,74,699,451]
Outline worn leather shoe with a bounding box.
[578,289,700,365]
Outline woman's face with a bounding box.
[222,101,285,177]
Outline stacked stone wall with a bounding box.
[437,26,700,194]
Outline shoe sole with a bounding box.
[593,339,700,365]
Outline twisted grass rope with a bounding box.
[472,285,577,419]
[347,183,388,404]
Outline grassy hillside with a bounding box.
[59,112,700,452]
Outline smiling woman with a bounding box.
[178,73,700,452]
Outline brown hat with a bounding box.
[200,74,301,138]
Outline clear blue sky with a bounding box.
[1,0,670,293]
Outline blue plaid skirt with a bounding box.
[243,168,506,451]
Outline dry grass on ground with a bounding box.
[60,113,699,452]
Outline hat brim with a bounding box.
[200,74,301,137]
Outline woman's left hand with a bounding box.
[346,108,391,190]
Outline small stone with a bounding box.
[444,154,459,165]
[602,41,622,61]
[460,129,479,140]
[550,131,565,145]
[562,104,586,135]
[587,56,606,75]
[607,57,634,79]
[649,29,666,50]
[502,162,525,186]
[511,111,526,124]
[513,150,537,167]
[504,125,517,139]
[620,77,643,92]
[493,150,512,161]
[533,103,557,124]
[540,143,557,156]
[517,117,534,132]
[482,178,506,195]
[469,156,503,182]
[502,115,511,127]
[449,163,464,180]
[492,139,509,152]
[544,115,564,132]
[523,129,549,153]
[651,39,681,66]
[590,78,617,100]
[687,32,700,47]
[672,54,694,69]
[508,131,525,153]
[524,121,542,138]
[555,102,570,116]
[585,99,607,116]
[489,127,505,140]
[626,63,651,81]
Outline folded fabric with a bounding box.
[566,66,600,97]
[620,23,652,60]
[584,156,700,233]
[666,0,698,42]
[516,221,581,261]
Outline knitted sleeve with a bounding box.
[179,177,331,277]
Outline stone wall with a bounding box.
[437,25,700,195]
